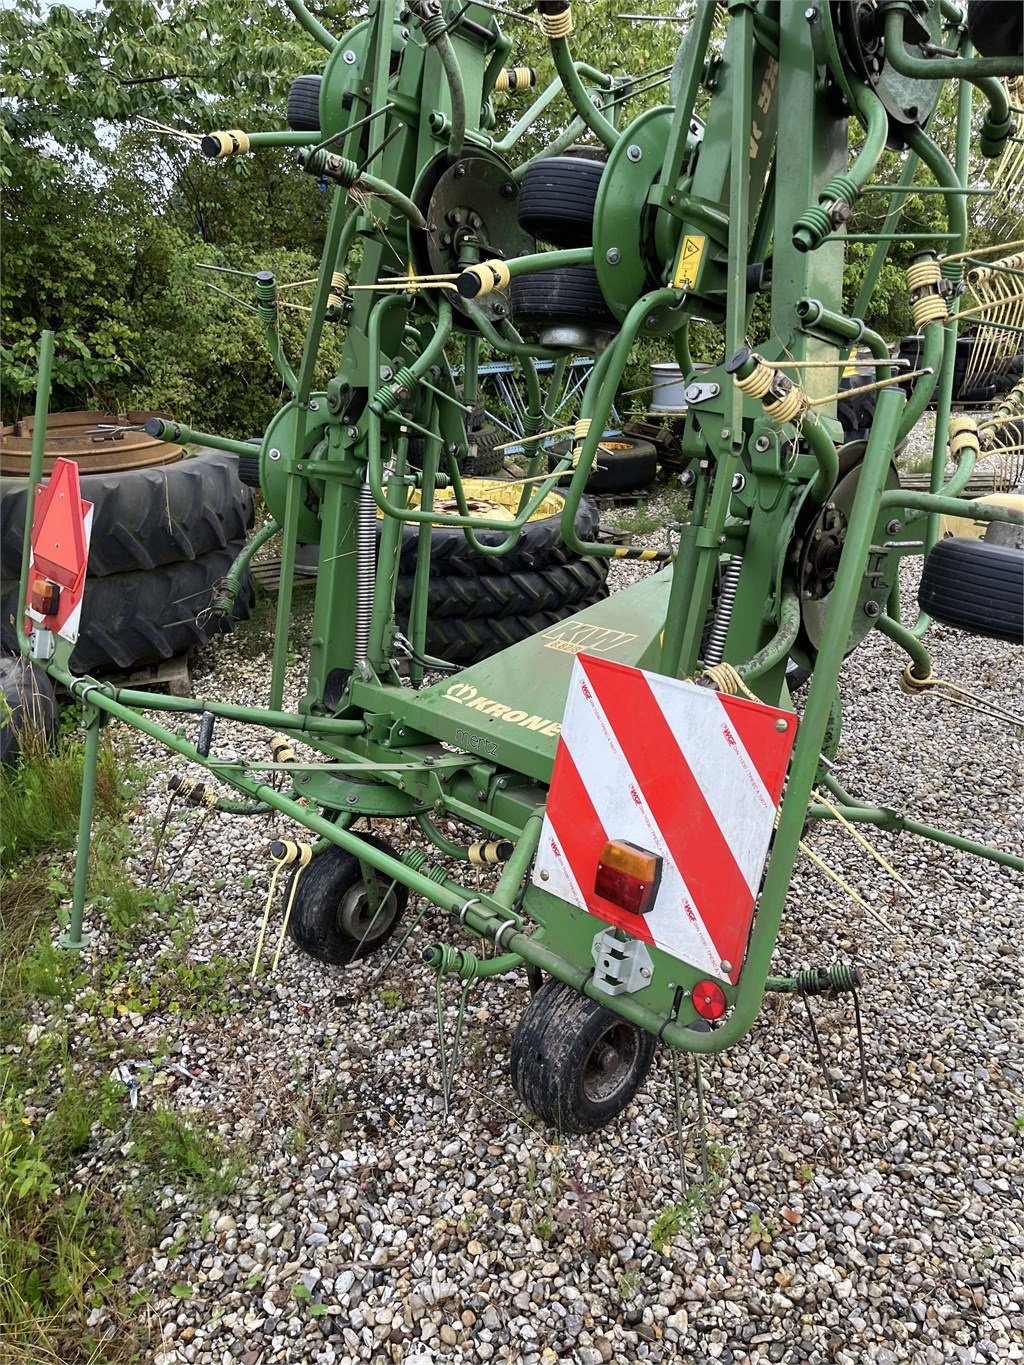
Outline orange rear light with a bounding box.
[30,578,60,616]
[594,840,661,916]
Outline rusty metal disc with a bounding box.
[0,410,185,477]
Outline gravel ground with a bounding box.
[28,417,1024,1365]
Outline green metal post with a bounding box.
[59,705,101,951]
[17,330,55,656]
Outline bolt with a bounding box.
[605,247,621,265]
[540,869,549,881]
[754,434,771,451]
[347,426,359,438]
[686,385,702,402]
[668,194,677,205]
[308,399,319,411]
[731,473,746,492]
[380,365,394,380]
[640,967,651,978]
[347,793,358,804]
[774,718,788,732]
[450,210,463,225]
[863,600,881,617]
[679,469,695,487]
[886,519,902,534]
[717,535,726,545]
[497,777,507,789]
[500,181,515,198]
[720,960,733,974]
[804,7,818,21]
[626,144,643,162]
[721,428,731,440]
[268,447,282,461]
[454,164,466,178]
[476,789,486,800]
[343,48,357,63]
[400,26,410,38]
[645,316,656,327]
[708,384,720,397]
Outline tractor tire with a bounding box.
[287,75,322,132]
[517,155,606,248]
[0,449,253,580]
[1,547,255,674]
[0,655,59,764]
[395,555,608,620]
[414,598,608,665]
[918,536,1023,643]
[512,265,616,336]
[401,486,601,576]
[967,0,1023,57]
[509,977,656,1133]
[550,433,658,495]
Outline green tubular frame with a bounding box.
[23,2,1024,1063]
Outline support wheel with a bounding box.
[286,834,408,966]
[509,978,656,1133]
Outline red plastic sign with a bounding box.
[27,457,93,643]
[533,654,798,983]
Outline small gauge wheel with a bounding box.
[509,977,656,1133]
[286,833,408,966]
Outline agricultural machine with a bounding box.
[14,0,1024,1132]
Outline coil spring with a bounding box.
[371,364,418,416]
[539,5,573,38]
[254,271,277,322]
[795,963,861,994]
[327,271,349,311]
[703,555,742,667]
[792,204,833,251]
[168,774,218,809]
[304,149,358,187]
[354,478,376,667]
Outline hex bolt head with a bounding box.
[268,447,282,461]
[755,435,771,451]
[627,144,643,162]
[731,473,746,491]
[343,48,357,63]
[606,248,622,265]
[863,600,881,617]
[686,385,702,401]
[886,519,902,534]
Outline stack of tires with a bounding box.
[295,484,610,665]
[897,335,1022,405]
[0,443,255,674]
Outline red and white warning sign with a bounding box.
[26,457,93,644]
[532,654,798,983]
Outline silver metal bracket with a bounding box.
[684,381,721,405]
[591,929,654,997]
[29,628,55,662]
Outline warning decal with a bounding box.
[533,655,798,982]
[672,234,705,290]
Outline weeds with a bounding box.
[649,1143,732,1253]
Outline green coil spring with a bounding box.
[370,364,419,417]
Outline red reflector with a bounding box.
[692,979,727,1020]
[595,840,661,916]
[30,578,61,616]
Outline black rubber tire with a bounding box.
[0,449,254,579]
[463,423,507,478]
[918,537,1024,643]
[0,655,59,764]
[512,265,616,335]
[286,833,408,966]
[414,598,608,664]
[1,547,255,674]
[395,555,609,620]
[286,75,322,132]
[551,434,658,495]
[402,487,602,576]
[517,156,605,249]
[967,0,1023,57]
[509,977,657,1133]
[238,444,262,489]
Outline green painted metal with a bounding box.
[22,3,1024,1104]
